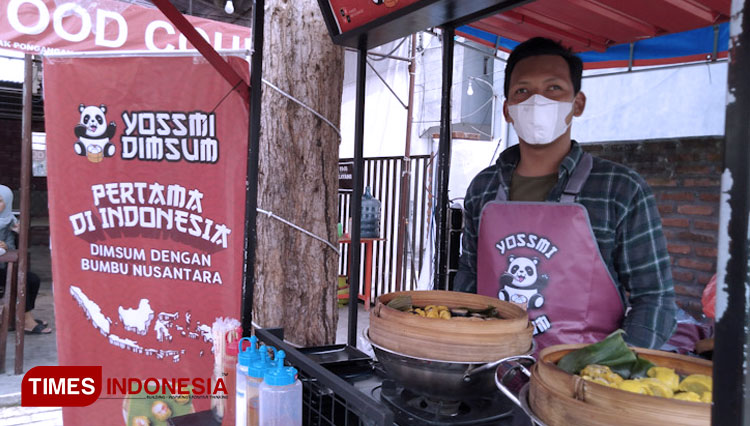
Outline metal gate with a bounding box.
[338,155,433,302]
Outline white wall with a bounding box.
[0,48,25,82]
[339,33,476,159]
[339,38,419,159]
[503,62,729,147]
[573,62,728,142]
[338,35,511,202]
[340,35,728,157]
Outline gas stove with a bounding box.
[376,377,514,425]
[258,332,521,426]
[345,362,515,425]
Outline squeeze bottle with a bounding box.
[259,350,302,426]
[246,346,273,426]
[236,336,258,426]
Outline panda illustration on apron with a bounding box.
[476,153,625,350]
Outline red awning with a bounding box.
[468,0,731,53]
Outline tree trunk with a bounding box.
[254,0,344,346]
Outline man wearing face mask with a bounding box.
[454,37,677,351]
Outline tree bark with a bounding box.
[254,0,344,346]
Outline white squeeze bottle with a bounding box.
[259,350,302,426]
[236,336,258,426]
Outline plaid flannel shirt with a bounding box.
[454,141,677,349]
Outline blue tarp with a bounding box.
[457,23,729,67]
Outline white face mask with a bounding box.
[507,94,574,145]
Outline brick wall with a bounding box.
[583,136,722,318]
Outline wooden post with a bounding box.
[15,54,33,374]
[0,253,18,374]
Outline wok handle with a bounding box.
[493,356,536,412]
[463,353,536,380]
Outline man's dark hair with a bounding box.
[503,37,583,98]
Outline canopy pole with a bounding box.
[433,27,455,291]
[713,0,750,424]
[347,36,367,347]
[395,34,417,291]
[151,0,249,99]
[242,0,264,336]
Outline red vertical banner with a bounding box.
[42,55,249,424]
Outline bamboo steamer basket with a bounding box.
[529,343,712,426]
[369,290,533,363]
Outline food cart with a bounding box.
[250,0,746,424]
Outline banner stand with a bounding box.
[40,1,266,341]
[43,49,254,424]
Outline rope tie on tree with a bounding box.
[257,208,340,255]
[261,78,342,139]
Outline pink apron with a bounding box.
[477,153,624,350]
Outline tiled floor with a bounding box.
[0,406,63,426]
[335,302,372,345]
[1,245,57,407]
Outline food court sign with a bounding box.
[0,0,251,54]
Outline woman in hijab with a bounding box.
[0,185,51,334]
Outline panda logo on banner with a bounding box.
[74,104,117,163]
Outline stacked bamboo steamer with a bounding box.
[529,343,712,426]
[369,290,533,362]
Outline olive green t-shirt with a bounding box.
[509,171,558,202]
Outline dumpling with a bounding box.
[647,366,680,391]
[679,374,712,394]
[132,416,150,426]
[151,400,172,421]
[580,364,624,386]
[617,380,652,395]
